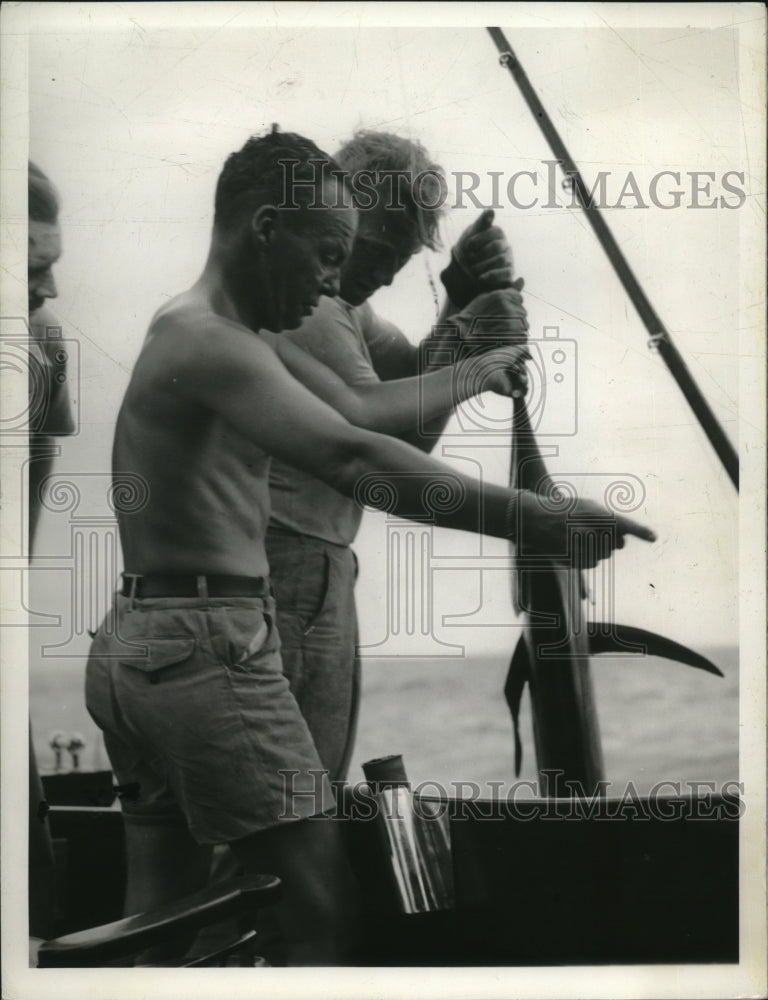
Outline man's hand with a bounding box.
[442,209,515,308]
[513,491,656,568]
[455,208,515,289]
[456,345,531,399]
[452,286,529,350]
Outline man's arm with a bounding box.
[169,316,654,561]
[360,300,456,382]
[273,321,527,436]
[362,286,529,451]
[171,317,510,533]
[358,303,458,452]
[364,211,522,448]
[365,209,519,382]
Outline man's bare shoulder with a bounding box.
[126,289,297,426]
[149,291,247,341]
[142,291,273,370]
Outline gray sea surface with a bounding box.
[349,646,739,797]
[30,646,739,799]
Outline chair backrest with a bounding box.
[37,873,281,968]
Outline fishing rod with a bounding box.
[485,27,728,790]
[487,26,739,490]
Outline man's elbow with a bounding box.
[346,398,378,432]
[323,432,382,499]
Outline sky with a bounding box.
[14,3,759,664]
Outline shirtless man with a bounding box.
[264,130,530,782]
[85,128,654,965]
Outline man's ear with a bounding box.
[251,205,279,248]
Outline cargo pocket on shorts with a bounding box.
[118,636,198,682]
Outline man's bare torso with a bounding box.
[113,289,272,576]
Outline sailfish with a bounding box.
[483,27,736,790]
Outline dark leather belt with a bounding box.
[121,574,269,599]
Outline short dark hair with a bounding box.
[334,130,446,250]
[29,161,59,224]
[214,126,345,233]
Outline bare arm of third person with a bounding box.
[170,315,655,566]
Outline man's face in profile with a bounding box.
[28,221,62,315]
[264,183,357,332]
[339,202,422,307]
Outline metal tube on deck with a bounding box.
[362,755,454,913]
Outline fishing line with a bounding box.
[424,256,441,323]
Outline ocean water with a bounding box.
[349,646,740,797]
[30,645,739,798]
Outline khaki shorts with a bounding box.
[85,593,334,844]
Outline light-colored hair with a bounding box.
[335,130,445,250]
